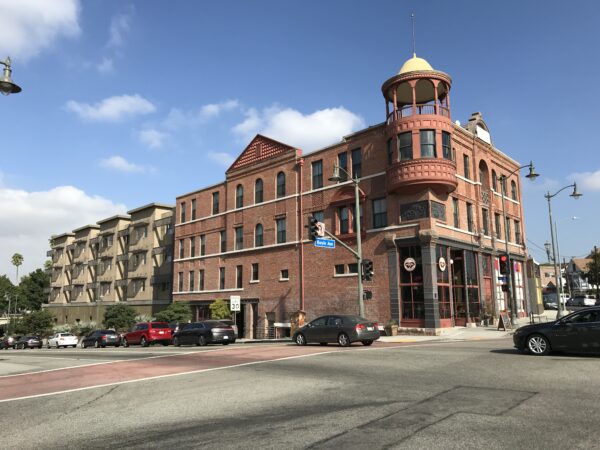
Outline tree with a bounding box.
[15,309,55,337]
[11,253,23,319]
[17,269,50,311]
[103,304,137,331]
[209,299,231,320]
[155,302,192,323]
[0,275,15,315]
[585,248,600,298]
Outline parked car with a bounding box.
[543,296,558,310]
[216,319,239,339]
[0,335,21,349]
[172,320,236,346]
[513,307,600,355]
[293,315,380,347]
[122,322,172,347]
[81,330,121,348]
[568,295,596,307]
[15,335,42,349]
[47,332,79,348]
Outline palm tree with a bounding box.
[11,253,23,330]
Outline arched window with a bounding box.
[491,170,498,192]
[236,184,244,209]
[511,180,517,200]
[255,224,263,247]
[255,179,263,204]
[276,172,285,198]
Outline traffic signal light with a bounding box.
[499,253,510,275]
[308,216,318,241]
[362,259,374,281]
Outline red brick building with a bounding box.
[173,54,529,337]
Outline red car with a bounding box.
[122,322,172,347]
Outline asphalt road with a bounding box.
[2,339,600,449]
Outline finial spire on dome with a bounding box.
[411,13,416,57]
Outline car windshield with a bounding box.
[100,330,117,335]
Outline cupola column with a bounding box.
[432,79,440,115]
[386,101,390,123]
[393,88,398,121]
[409,80,417,116]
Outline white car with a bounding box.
[47,332,79,348]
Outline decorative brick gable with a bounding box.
[227,135,298,172]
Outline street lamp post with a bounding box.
[0,57,22,95]
[545,183,582,319]
[499,162,539,326]
[328,165,365,317]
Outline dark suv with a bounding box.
[122,322,172,347]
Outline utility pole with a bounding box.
[596,245,599,300]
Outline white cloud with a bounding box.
[199,100,240,120]
[96,57,114,74]
[139,128,166,149]
[232,106,365,151]
[207,151,235,167]
[99,156,153,174]
[163,99,240,130]
[107,7,134,48]
[0,185,126,279]
[66,94,156,122]
[570,170,600,192]
[0,0,81,60]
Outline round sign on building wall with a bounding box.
[403,257,416,272]
[438,257,447,272]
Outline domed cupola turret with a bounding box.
[382,54,457,195]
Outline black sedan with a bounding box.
[293,315,380,347]
[15,335,42,349]
[81,330,121,348]
[514,307,600,356]
[172,321,236,346]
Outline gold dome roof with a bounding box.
[398,53,434,74]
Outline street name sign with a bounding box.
[314,238,335,249]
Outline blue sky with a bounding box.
[1,0,599,279]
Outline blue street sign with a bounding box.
[314,238,335,249]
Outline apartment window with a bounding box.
[276,172,286,198]
[442,131,452,160]
[136,226,148,240]
[420,130,436,158]
[179,239,184,259]
[220,230,226,253]
[212,192,219,215]
[190,237,196,257]
[312,160,323,189]
[463,154,470,179]
[255,179,263,204]
[180,202,186,223]
[511,180,517,200]
[236,265,243,289]
[348,263,358,274]
[482,208,490,236]
[134,252,146,266]
[335,264,345,275]
[236,184,244,209]
[372,198,387,228]
[505,217,512,242]
[276,218,286,244]
[466,203,474,232]
[387,138,393,164]
[338,152,348,182]
[492,170,498,191]
[191,199,197,220]
[199,269,205,291]
[235,227,244,250]
[255,224,263,247]
[398,132,413,160]
[200,235,206,256]
[251,263,259,282]
[515,220,521,245]
[495,213,502,239]
[453,198,460,228]
[178,272,183,292]
[280,269,289,280]
[351,148,361,178]
[338,206,350,234]
[219,267,225,290]
[189,271,195,291]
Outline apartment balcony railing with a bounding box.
[386,104,450,124]
[117,254,130,262]
[115,279,129,287]
[118,229,130,237]
[386,158,457,195]
[153,216,173,228]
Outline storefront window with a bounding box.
[399,246,424,321]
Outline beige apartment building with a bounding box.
[44,203,174,325]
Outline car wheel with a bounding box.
[122,338,129,348]
[294,333,307,346]
[527,334,550,356]
[141,337,149,347]
[94,340,99,348]
[198,335,207,346]
[47,343,51,349]
[362,340,373,346]
[337,333,351,347]
[81,341,87,349]
[173,337,180,347]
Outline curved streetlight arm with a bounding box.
[545,183,577,200]
[499,161,537,181]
